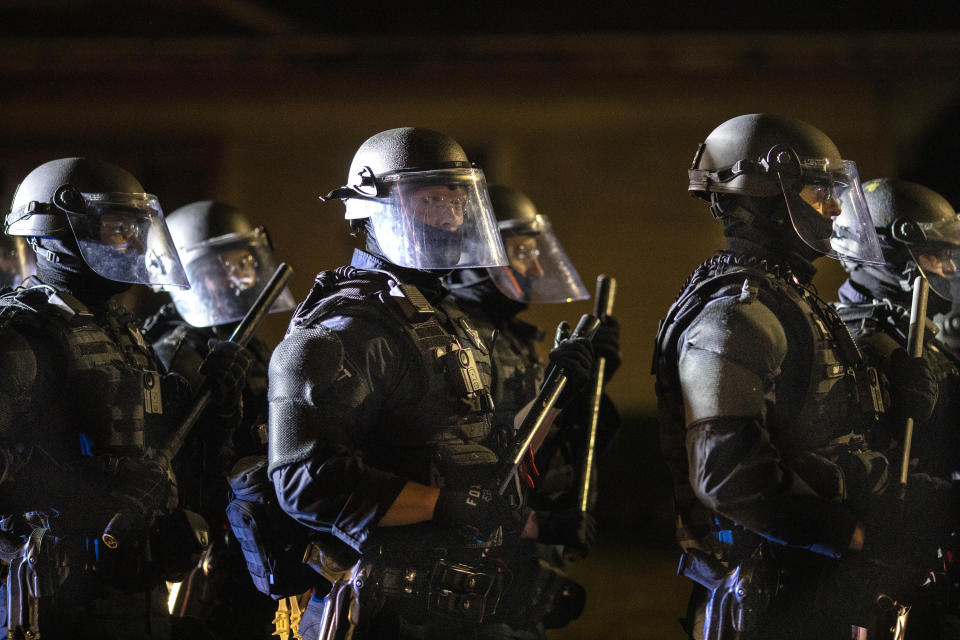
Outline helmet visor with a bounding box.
[65,192,190,289]
[907,220,960,301]
[170,227,296,327]
[779,158,884,265]
[0,236,36,289]
[359,168,508,270]
[488,215,589,304]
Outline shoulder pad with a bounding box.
[0,285,93,327]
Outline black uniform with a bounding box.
[269,250,539,640]
[145,304,275,640]
[654,241,891,639]
[835,278,960,636]
[448,280,615,631]
[0,282,179,640]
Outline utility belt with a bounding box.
[379,558,505,623]
[302,540,507,640]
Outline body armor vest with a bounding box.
[289,267,503,561]
[0,285,164,456]
[653,254,883,554]
[292,267,498,490]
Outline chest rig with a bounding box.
[0,285,164,453]
[293,267,498,487]
[653,254,883,551]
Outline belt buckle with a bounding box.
[427,560,501,623]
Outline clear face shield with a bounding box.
[488,215,589,304]
[904,217,960,302]
[343,167,508,270]
[63,192,190,289]
[0,236,36,289]
[767,147,884,265]
[169,227,296,327]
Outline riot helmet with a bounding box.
[688,114,882,265]
[321,127,508,270]
[852,178,960,303]
[485,185,588,304]
[0,234,35,289]
[5,158,189,289]
[164,200,295,328]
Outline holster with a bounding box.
[678,546,777,640]
[5,527,67,639]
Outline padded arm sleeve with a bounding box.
[267,317,408,551]
[678,294,858,557]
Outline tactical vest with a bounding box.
[0,285,165,456]
[653,254,883,555]
[291,266,498,490]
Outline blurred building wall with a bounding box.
[0,32,958,413]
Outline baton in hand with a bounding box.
[495,313,601,495]
[577,274,616,513]
[899,274,929,494]
[102,263,294,549]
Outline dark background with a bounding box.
[3,4,960,637]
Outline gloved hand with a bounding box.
[887,348,938,424]
[536,508,598,558]
[200,339,253,414]
[593,315,621,381]
[547,336,594,410]
[112,455,173,517]
[434,484,524,543]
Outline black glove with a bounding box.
[200,339,253,414]
[593,315,621,381]
[887,348,938,424]
[547,336,594,410]
[111,455,172,517]
[536,508,598,558]
[434,485,523,543]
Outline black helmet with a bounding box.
[165,200,255,250]
[164,200,295,327]
[486,185,588,304]
[321,127,507,271]
[689,114,883,265]
[5,158,189,289]
[852,178,960,302]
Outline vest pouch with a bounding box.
[225,455,314,599]
[429,442,499,489]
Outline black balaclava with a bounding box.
[846,263,951,317]
[32,235,129,305]
[719,194,819,283]
[445,268,529,326]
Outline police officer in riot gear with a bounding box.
[267,128,594,639]
[653,115,902,639]
[0,158,250,640]
[833,178,960,636]
[444,184,621,631]
[143,200,294,639]
[0,235,35,290]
